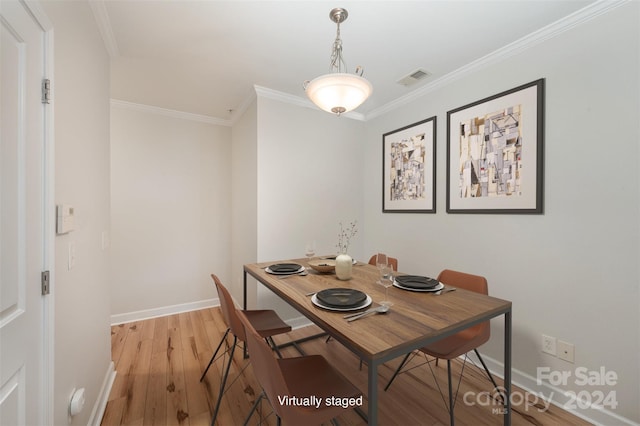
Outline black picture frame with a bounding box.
[446,79,544,214]
[383,116,437,213]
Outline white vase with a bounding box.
[335,253,353,280]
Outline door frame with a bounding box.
[22,1,54,424]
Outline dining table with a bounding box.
[243,258,512,425]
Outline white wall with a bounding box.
[363,3,639,423]
[230,100,258,306]
[39,1,113,424]
[252,95,366,319]
[110,106,232,316]
[256,97,366,260]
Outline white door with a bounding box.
[0,1,48,425]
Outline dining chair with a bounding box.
[237,310,362,426]
[383,269,501,425]
[202,274,292,426]
[368,254,398,271]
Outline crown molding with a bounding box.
[364,0,629,120]
[249,0,626,122]
[88,0,120,58]
[254,85,309,109]
[110,99,232,126]
[253,85,367,121]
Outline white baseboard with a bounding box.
[110,298,219,325]
[470,352,638,426]
[285,315,314,330]
[88,361,116,426]
[109,298,310,329]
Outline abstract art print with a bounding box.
[446,79,544,214]
[383,116,436,213]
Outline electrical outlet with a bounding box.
[542,334,556,356]
[557,340,575,363]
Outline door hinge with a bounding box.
[41,78,51,104]
[41,270,50,295]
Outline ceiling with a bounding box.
[93,0,596,122]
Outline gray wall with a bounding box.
[40,1,113,424]
[229,95,366,322]
[362,3,639,422]
[230,100,258,306]
[110,105,232,317]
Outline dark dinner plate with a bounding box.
[316,288,367,308]
[394,275,439,289]
[268,263,303,274]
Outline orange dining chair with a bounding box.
[237,310,362,426]
[368,254,398,271]
[202,274,292,426]
[384,269,501,425]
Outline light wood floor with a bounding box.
[101,307,591,426]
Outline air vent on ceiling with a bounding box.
[397,68,431,86]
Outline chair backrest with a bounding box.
[211,274,246,341]
[237,310,290,419]
[437,269,488,295]
[437,269,490,339]
[368,254,398,272]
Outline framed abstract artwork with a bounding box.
[383,116,436,213]
[446,79,544,214]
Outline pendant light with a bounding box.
[304,8,372,116]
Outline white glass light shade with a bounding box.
[305,73,372,115]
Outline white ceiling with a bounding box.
[94,0,597,121]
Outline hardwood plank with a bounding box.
[179,312,211,421]
[197,307,215,323]
[102,396,126,425]
[121,338,152,424]
[189,310,213,366]
[142,348,168,426]
[166,314,190,425]
[111,324,128,364]
[102,307,592,426]
[110,322,147,401]
[151,316,168,354]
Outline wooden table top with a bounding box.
[245,258,512,363]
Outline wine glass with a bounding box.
[305,240,316,264]
[375,253,388,282]
[377,263,394,307]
